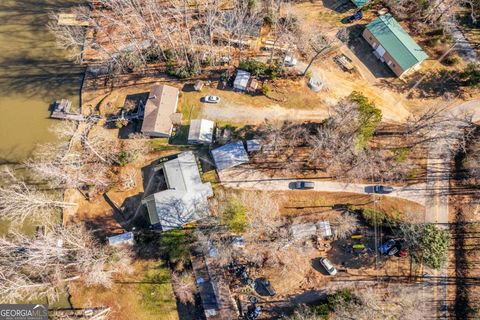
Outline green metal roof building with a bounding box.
[362,14,428,77]
[351,0,369,7]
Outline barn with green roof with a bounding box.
[362,14,428,77]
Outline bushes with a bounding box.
[463,63,480,87]
[393,147,411,163]
[289,289,353,319]
[222,196,247,233]
[349,91,382,149]
[351,207,398,227]
[261,84,271,96]
[239,59,268,76]
[238,58,284,78]
[419,224,450,269]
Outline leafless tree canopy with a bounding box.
[386,0,479,28]
[49,0,269,74]
[0,170,77,224]
[0,223,132,303]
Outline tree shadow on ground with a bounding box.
[345,24,396,79]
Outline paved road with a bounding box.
[221,175,428,206]
[424,99,480,319]
[445,16,478,63]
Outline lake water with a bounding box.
[0,0,85,163]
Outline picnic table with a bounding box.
[334,54,355,73]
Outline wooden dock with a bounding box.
[50,99,86,121]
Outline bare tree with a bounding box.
[332,211,359,240]
[172,272,196,304]
[266,0,298,62]
[0,223,132,303]
[0,170,76,223]
[298,31,334,76]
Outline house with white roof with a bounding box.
[142,151,213,230]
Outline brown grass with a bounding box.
[70,260,178,320]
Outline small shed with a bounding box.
[247,78,259,93]
[233,70,251,91]
[246,139,261,152]
[317,221,332,238]
[194,80,204,92]
[211,141,249,171]
[107,232,135,246]
[188,119,215,144]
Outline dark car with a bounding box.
[378,239,396,255]
[293,181,315,190]
[346,10,363,23]
[255,278,276,296]
[373,185,394,194]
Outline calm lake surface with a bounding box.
[0,0,85,163]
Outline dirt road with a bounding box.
[200,101,330,125]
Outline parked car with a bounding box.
[293,181,315,190]
[387,245,399,256]
[346,10,363,23]
[373,185,394,194]
[255,278,276,296]
[284,55,298,67]
[319,257,337,275]
[203,95,220,103]
[378,239,396,255]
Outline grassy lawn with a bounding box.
[70,260,178,320]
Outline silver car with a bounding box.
[203,95,220,103]
[320,257,337,275]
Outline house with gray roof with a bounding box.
[362,14,428,77]
[141,85,179,137]
[142,151,213,230]
[211,141,249,171]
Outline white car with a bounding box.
[203,95,220,103]
[319,257,337,275]
[284,55,298,67]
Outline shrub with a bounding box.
[239,59,268,76]
[115,119,129,129]
[262,85,271,96]
[349,91,382,149]
[116,150,134,166]
[419,224,450,269]
[442,54,460,66]
[352,207,397,227]
[463,63,480,87]
[393,147,411,163]
[305,70,313,80]
[222,196,247,233]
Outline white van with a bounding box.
[320,257,337,275]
